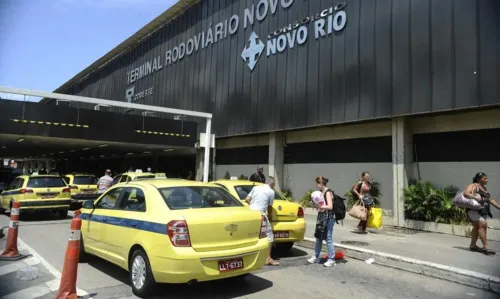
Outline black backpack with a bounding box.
[325,189,347,224]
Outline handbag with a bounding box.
[348,200,367,220]
[314,219,328,240]
[452,192,483,210]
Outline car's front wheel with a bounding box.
[129,249,156,298]
[78,235,89,263]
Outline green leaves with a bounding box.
[403,180,467,225]
[298,189,314,208]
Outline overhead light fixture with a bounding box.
[49,153,54,155]
[83,148,90,151]
[143,151,151,154]
[126,153,133,155]
[94,104,111,111]
[70,150,76,153]
[0,146,6,149]
[41,154,46,157]
[164,149,174,152]
[17,138,25,143]
[59,151,64,154]
[142,111,156,116]
[100,155,105,158]
[98,144,108,148]
[173,115,186,120]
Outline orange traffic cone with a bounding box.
[0,201,28,261]
[55,214,82,299]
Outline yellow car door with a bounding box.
[82,187,124,258]
[0,178,23,210]
[102,186,148,268]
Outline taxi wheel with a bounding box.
[129,249,156,298]
[57,209,68,219]
[78,236,89,263]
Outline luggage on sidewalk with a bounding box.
[367,207,383,228]
[348,200,367,220]
[452,192,483,210]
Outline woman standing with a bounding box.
[464,172,500,255]
[307,176,336,267]
[352,172,374,233]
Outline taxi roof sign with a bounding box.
[135,169,143,173]
[155,173,167,178]
[230,176,238,180]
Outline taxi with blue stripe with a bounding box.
[78,179,270,297]
[212,179,306,253]
[0,174,71,218]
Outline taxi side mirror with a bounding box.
[82,200,94,209]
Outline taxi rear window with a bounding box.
[74,176,97,185]
[27,177,66,188]
[159,186,243,210]
[234,185,286,201]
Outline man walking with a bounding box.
[97,169,113,194]
[249,166,266,183]
[244,177,279,266]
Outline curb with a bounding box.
[300,237,500,294]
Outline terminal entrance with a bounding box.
[0,94,202,183]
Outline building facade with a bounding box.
[52,0,500,228]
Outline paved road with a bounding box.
[0,211,497,299]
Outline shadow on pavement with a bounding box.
[85,256,273,299]
[272,246,308,259]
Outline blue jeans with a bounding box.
[314,218,335,260]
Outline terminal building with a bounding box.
[1,0,499,225]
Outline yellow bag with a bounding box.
[367,207,383,229]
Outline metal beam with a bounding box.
[0,86,212,119]
[0,86,213,183]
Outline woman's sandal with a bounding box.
[267,259,280,266]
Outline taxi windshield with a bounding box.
[27,177,66,188]
[234,185,286,201]
[74,176,97,185]
[159,186,243,210]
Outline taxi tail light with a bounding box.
[259,215,267,239]
[62,187,71,193]
[167,220,191,247]
[19,189,33,194]
[69,185,78,190]
[297,207,304,218]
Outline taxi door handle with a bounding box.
[130,222,138,228]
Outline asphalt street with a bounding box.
[0,211,497,299]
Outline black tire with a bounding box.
[78,235,89,263]
[57,209,68,219]
[129,249,156,298]
[274,242,294,254]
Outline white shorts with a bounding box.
[468,210,486,222]
[262,214,274,243]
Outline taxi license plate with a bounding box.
[274,231,289,239]
[40,193,56,199]
[218,258,244,272]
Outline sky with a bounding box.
[0,0,177,101]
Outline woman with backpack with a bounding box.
[351,171,374,233]
[307,176,336,267]
[465,172,500,255]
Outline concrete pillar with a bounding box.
[268,132,285,190]
[392,117,414,227]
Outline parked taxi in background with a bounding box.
[212,178,306,252]
[112,170,161,186]
[63,173,99,206]
[0,174,71,218]
[78,179,269,297]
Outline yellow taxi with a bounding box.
[212,179,306,252]
[111,170,158,186]
[0,174,71,218]
[78,179,269,297]
[62,173,99,205]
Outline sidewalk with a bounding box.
[303,215,500,277]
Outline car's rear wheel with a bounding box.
[129,249,156,298]
[78,235,89,263]
[57,209,68,219]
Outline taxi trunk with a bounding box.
[270,200,301,222]
[70,176,98,195]
[23,176,71,203]
[170,207,263,252]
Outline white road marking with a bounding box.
[17,237,92,298]
[1,284,51,299]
